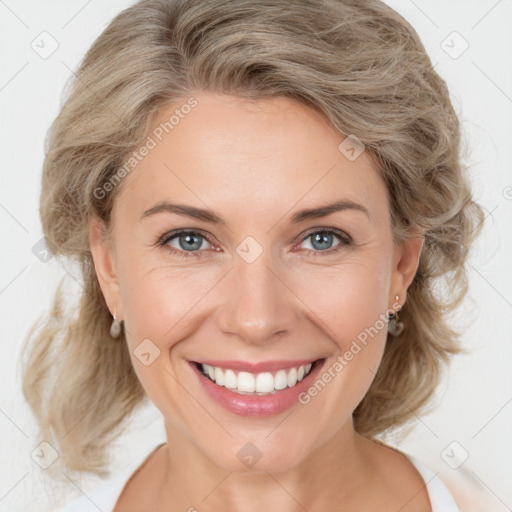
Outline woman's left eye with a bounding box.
[157,228,351,258]
[297,229,351,255]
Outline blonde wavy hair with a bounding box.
[21,0,484,478]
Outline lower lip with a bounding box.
[190,359,325,417]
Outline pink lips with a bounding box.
[189,358,324,417]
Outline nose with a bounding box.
[216,251,298,346]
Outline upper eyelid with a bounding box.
[160,228,214,246]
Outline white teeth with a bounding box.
[199,361,316,394]
[238,371,255,392]
[255,372,274,393]
[287,367,297,387]
[214,367,225,386]
[274,369,288,390]
[224,369,237,389]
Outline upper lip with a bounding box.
[191,358,321,373]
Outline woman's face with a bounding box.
[90,92,422,472]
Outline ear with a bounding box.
[88,214,122,320]
[389,232,424,306]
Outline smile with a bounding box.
[198,362,314,395]
[190,358,326,416]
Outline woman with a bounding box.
[21,0,485,510]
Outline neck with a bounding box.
[157,419,376,512]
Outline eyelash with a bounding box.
[156,227,352,259]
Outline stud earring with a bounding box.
[110,309,122,339]
[387,295,404,336]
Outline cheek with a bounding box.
[292,254,391,351]
[117,267,210,416]
[119,261,215,342]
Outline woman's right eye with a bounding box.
[158,230,214,258]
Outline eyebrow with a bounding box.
[139,199,370,225]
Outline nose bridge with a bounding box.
[218,247,295,343]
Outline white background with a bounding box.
[0,1,511,510]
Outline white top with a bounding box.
[56,444,460,511]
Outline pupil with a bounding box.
[312,232,332,250]
[181,233,201,251]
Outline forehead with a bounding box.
[114,92,387,227]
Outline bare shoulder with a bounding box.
[358,436,432,512]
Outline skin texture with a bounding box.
[89,92,428,511]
